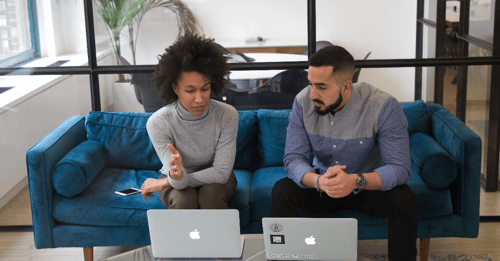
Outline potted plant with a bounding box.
[126,0,201,66]
[94,0,201,68]
[94,0,149,82]
[94,0,201,111]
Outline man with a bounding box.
[271,46,418,260]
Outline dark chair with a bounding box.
[214,43,231,55]
[299,41,334,55]
[215,42,257,89]
[215,43,255,62]
[353,52,372,83]
[214,69,309,110]
[118,56,167,113]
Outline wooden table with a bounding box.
[228,53,308,81]
[218,38,311,54]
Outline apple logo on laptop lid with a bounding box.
[190,229,201,239]
[305,236,316,245]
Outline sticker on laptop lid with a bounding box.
[270,223,283,232]
[270,235,285,244]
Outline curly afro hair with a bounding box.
[153,34,231,102]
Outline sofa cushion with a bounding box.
[52,168,165,227]
[249,166,288,221]
[85,112,162,170]
[53,168,253,228]
[228,169,253,227]
[257,109,291,167]
[410,132,458,189]
[407,162,454,219]
[52,140,108,197]
[401,100,430,135]
[234,111,259,171]
[248,165,453,223]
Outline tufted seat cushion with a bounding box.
[52,168,253,228]
[248,165,453,224]
[52,168,164,227]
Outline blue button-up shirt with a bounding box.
[284,83,411,191]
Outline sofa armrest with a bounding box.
[428,104,482,238]
[26,116,87,249]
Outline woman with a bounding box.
[140,34,239,209]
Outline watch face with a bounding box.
[357,175,367,189]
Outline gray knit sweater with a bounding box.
[146,99,239,189]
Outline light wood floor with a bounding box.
[0,185,499,260]
[1,224,499,260]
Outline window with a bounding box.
[0,0,39,67]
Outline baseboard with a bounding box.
[0,176,28,210]
[0,225,33,232]
[480,216,500,222]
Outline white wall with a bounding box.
[56,0,88,54]
[0,74,92,205]
[37,0,87,57]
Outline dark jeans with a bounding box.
[271,177,418,261]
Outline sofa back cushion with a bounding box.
[400,100,430,135]
[234,110,260,171]
[52,140,108,197]
[257,109,292,167]
[85,111,162,170]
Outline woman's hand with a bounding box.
[141,178,170,202]
[167,143,183,180]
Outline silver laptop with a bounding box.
[262,218,357,261]
[147,209,245,259]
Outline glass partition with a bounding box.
[465,64,491,184]
[424,0,437,21]
[316,0,417,59]
[99,73,144,113]
[94,0,308,67]
[469,0,495,46]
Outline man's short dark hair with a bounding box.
[154,34,231,102]
[309,46,355,84]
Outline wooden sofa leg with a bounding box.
[84,247,94,261]
[420,238,430,261]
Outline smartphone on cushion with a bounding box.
[115,188,141,196]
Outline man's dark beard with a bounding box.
[313,92,343,116]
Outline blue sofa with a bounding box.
[27,100,481,260]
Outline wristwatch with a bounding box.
[355,173,367,191]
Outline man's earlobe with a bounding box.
[343,80,353,91]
